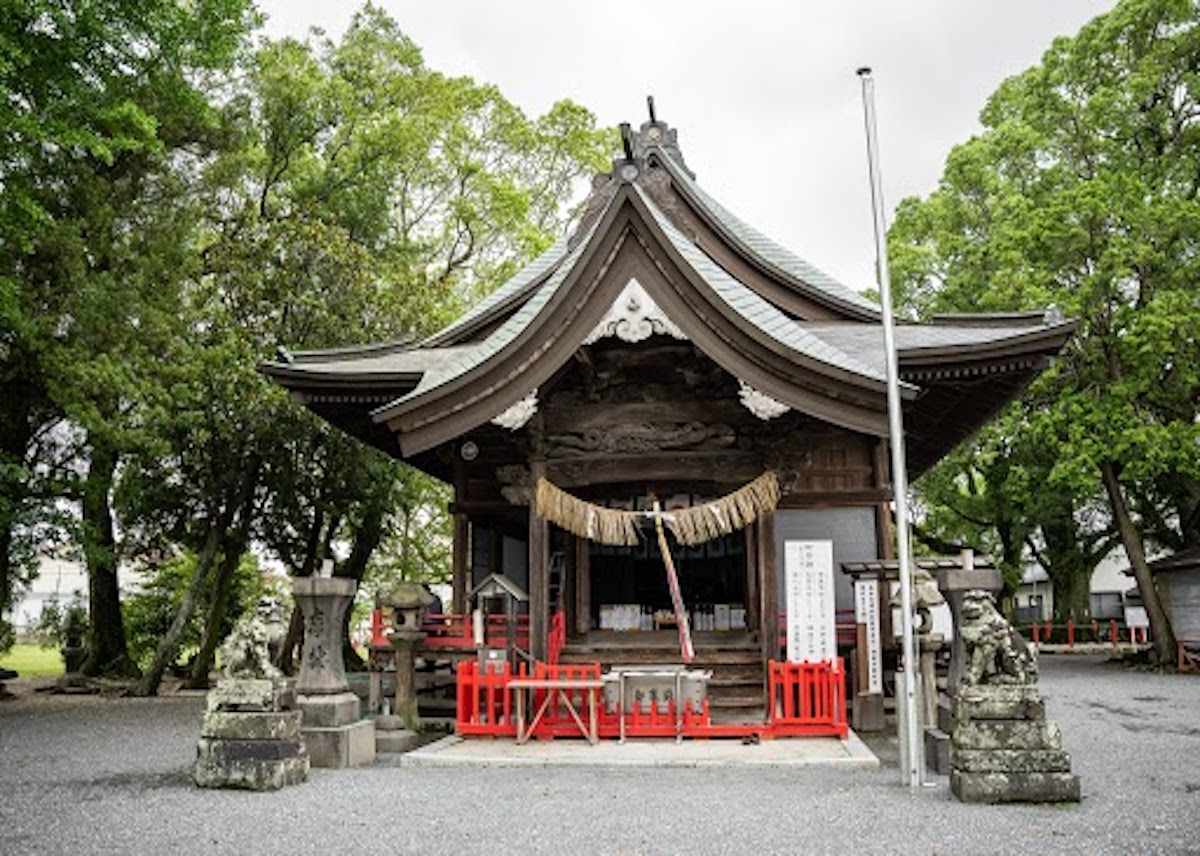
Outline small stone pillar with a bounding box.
[294,577,375,767]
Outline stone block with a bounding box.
[193,738,308,791]
[924,726,951,776]
[298,692,361,727]
[201,710,301,742]
[952,719,1061,751]
[207,679,278,712]
[951,770,1080,803]
[955,686,1045,723]
[852,693,886,732]
[952,748,1073,774]
[376,729,421,754]
[302,719,376,768]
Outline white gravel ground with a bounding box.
[1,655,1197,855]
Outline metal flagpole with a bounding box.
[857,66,924,789]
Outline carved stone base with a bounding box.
[194,737,308,791]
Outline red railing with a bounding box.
[548,612,566,665]
[1028,619,1149,648]
[455,657,849,740]
[370,608,532,652]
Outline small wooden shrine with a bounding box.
[263,115,1074,720]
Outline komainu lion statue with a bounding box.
[959,590,1037,686]
[219,597,284,682]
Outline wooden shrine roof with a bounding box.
[262,118,1075,479]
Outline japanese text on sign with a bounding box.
[785,540,835,663]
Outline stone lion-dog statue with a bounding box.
[219,597,284,682]
[959,589,1038,686]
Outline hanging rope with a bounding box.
[533,471,779,547]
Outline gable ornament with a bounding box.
[584,278,687,345]
[737,380,790,420]
[490,390,538,430]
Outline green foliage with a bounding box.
[33,595,87,650]
[122,551,264,670]
[891,0,1200,621]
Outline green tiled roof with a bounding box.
[634,186,895,386]
[421,236,571,347]
[652,150,882,319]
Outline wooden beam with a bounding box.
[451,513,469,613]
[528,459,549,661]
[574,534,591,637]
[758,510,779,681]
[745,523,759,632]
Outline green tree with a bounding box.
[0,0,258,675]
[125,5,611,693]
[892,0,1199,661]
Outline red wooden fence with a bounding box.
[455,657,848,741]
[766,658,848,738]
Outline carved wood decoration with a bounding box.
[490,390,538,431]
[584,277,687,345]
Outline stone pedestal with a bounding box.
[950,685,1080,803]
[294,577,376,768]
[390,629,425,732]
[194,678,308,791]
[852,692,886,732]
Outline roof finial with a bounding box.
[647,95,657,123]
[620,122,634,161]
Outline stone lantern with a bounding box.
[293,576,375,767]
[384,582,433,735]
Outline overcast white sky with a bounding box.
[254,1,1116,293]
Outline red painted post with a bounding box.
[1067,618,1075,648]
[370,608,386,647]
[1110,619,1119,649]
[1032,622,1039,643]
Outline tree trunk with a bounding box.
[184,536,245,689]
[337,495,388,672]
[1049,563,1091,623]
[80,434,138,677]
[132,519,224,696]
[1101,460,1177,664]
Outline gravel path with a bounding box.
[1,656,1197,855]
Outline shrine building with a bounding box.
[262,116,1074,720]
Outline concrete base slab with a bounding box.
[400,731,879,769]
[302,719,376,768]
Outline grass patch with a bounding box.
[0,643,65,678]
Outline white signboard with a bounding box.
[854,579,883,694]
[785,540,836,663]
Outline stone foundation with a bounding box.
[194,679,308,791]
[950,686,1079,803]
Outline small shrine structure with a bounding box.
[263,114,1074,724]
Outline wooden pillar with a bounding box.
[451,513,469,614]
[744,524,759,632]
[758,510,779,675]
[529,459,549,661]
[574,534,591,637]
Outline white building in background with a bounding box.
[4,554,146,636]
[1013,547,1148,625]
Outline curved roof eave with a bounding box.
[369,186,906,455]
